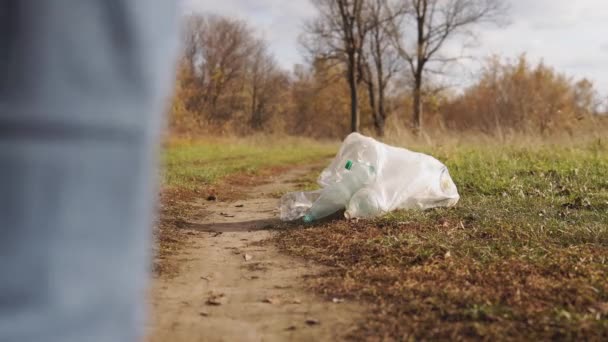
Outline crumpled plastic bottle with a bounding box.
[345,187,381,219]
[303,160,375,222]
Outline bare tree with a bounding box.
[177,14,287,131]
[388,0,508,134]
[248,40,281,130]
[361,0,403,136]
[199,16,256,121]
[302,0,370,133]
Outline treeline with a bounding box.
[170,3,606,139]
[444,55,604,136]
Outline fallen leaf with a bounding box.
[206,195,217,201]
[286,326,297,331]
[262,297,281,305]
[444,251,452,258]
[235,204,245,208]
[305,318,320,326]
[206,293,226,306]
[199,311,209,317]
[332,298,344,303]
[244,254,253,261]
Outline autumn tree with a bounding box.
[173,14,286,133]
[388,0,507,134]
[302,0,371,133]
[248,40,285,130]
[289,59,352,138]
[442,55,602,135]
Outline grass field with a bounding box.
[162,136,337,190]
[158,136,608,339]
[275,138,608,340]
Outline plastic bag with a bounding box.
[279,133,460,221]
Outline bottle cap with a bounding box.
[345,160,353,170]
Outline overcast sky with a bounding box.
[182,0,608,96]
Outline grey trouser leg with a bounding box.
[0,1,178,341]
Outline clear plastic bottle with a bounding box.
[303,160,375,222]
[345,187,381,219]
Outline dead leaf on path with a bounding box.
[286,325,297,331]
[206,195,217,201]
[244,254,253,261]
[246,275,260,280]
[199,311,209,317]
[332,298,344,303]
[206,292,227,306]
[262,297,281,305]
[597,302,608,314]
[235,204,244,208]
[274,285,292,290]
[305,318,320,326]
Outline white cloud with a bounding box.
[471,0,608,93]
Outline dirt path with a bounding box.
[147,165,362,342]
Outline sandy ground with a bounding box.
[147,165,362,342]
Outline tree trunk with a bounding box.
[412,72,423,134]
[412,0,426,135]
[250,83,260,129]
[365,72,383,136]
[348,57,360,132]
[377,85,386,136]
[376,62,387,137]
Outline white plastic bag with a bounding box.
[279,133,460,221]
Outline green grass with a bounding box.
[162,137,336,189]
[275,139,608,340]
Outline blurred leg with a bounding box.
[0,1,178,341]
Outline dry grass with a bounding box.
[274,139,608,340]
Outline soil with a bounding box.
[147,164,362,342]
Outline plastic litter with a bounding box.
[279,133,460,221]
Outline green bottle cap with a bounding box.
[345,160,353,170]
